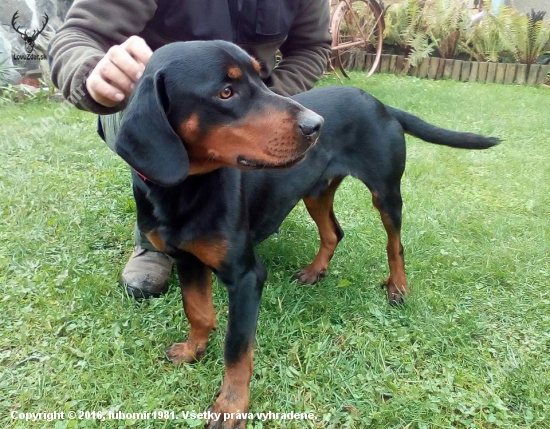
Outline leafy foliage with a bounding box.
[383,0,435,67]
[384,0,550,65]
[384,0,470,66]
[461,7,550,64]
[460,10,512,62]
[0,60,20,104]
[423,0,471,59]
[507,9,550,64]
[460,13,505,62]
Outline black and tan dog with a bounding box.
[114,41,499,428]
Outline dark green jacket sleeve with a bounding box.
[49,0,158,115]
[268,0,332,96]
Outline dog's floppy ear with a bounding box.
[115,70,189,187]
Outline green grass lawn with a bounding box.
[1,74,549,428]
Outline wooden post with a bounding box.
[443,59,454,79]
[402,57,412,75]
[478,62,489,82]
[460,61,471,82]
[451,60,463,81]
[503,63,516,84]
[389,55,398,74]
[469,61,479,82]
[395,55,405,75]
[436,58,446,79]
[342,51,351,69]
[495,63,507,84]
[375,54,382,74]
[408,62,418,77]
[380,54,391,73]
[527,64,540,85]
[486,62,497,83]
[515,64,527,85]
[427,57,439,79]
[417,57,430,78]
[355,51,367,71]
[365,53,374,73]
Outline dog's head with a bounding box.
[115,41,324,187]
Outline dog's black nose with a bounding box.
[298,113,324,139]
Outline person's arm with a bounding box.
[267,0,332,96]
[49,0,157,114]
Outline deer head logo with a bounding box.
[11,11,49,54]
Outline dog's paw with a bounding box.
[292,266,327,285]
[205,391,249,429]
[382,278,409,306]
[166,341,205,365]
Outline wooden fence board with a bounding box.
[515,64,527,84]
[451,60,463,80]
[344,52,353,69]
[396,56,407,75]
[389,55,397,74]
[427,57,439,79]
[460,61,471,81]
[478,62,489,82]
[342,49,545,86]
[355,51,367,70]
[504,63,516,84]
[486,62,497,83]
[417,57,430,78]
[436,58,446,79]
[443,59,454,79]
[495,63,507,84]
[527,64,540,85]
[380,54,391,73]
[469,61,479,82]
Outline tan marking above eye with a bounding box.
[227,65,242,79]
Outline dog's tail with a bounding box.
[387,106,501,149]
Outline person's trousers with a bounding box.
[99,112,158,252]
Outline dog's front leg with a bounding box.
[166,255,217,364]
[206,251,267,429]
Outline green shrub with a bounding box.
[384,0,470,67]
[423,0,471,59]
[506,9,550,65]
[460,7,550,64]
[383,0,435,67]
[460,10,512,62]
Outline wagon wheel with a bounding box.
[330,0,385,78]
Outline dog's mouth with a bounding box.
[236,153,307,170]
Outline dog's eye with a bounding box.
[219,87,233,99]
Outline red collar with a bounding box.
[135,170,148,182]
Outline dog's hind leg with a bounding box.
[293,177,344,285]
[371,183,409,305]
[166,255,217,364]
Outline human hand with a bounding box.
[86,36,152,107]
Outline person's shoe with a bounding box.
[122,245,173,298]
